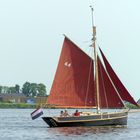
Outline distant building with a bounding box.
[35,96,48,105]
[0,93,48,104]
[0,93,26,103]
[26,98,36,104]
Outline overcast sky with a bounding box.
[0,0,140,100]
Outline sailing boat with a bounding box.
[42,7,138,127]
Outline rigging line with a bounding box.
[84,48,94,107]
[103,61,126,108]
[97,45,108,108]
[98,57,109,108]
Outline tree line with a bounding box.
[0,82,47,97]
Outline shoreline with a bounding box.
[0,102,36,109]
[129,109,140,113]
[0,102,140,111]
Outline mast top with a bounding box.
[90,5,96,45]
[90,5,95,28]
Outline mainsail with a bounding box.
[99,48,138,107]
[47,37,95,108]
[47,36,138,109]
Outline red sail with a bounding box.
[99,48,138,107]
[97,56,124,108]
[47,37,95,108]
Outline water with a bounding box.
[0,109,140,140]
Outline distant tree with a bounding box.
[0,86,19,94]
[0,82,47,97]
[15,84,20,94]
[22,82,31,96]
[30,83,38,97]
[8,87,16,94]
[0,86,2,94]
[2,86,9,94]
[37,83,46,96]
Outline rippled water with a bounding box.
[0,109,140,140]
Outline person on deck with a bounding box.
[73,110,80,116]
[60,110,64,117]
[63,110,70,117]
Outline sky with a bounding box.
[0,0,140,100]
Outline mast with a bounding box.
[90,6,100,113]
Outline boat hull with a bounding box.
[42,111,128,127]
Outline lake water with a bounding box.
[0,109,140,140]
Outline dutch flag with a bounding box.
[31,108,43,120]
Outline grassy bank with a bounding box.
[0,102,36,109]
[126,103,139,109]
[0,102,139,109]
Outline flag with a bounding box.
[31,108,43,120]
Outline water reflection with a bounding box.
[48,125,127,136]
[1,109,140,140]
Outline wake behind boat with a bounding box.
[37,6,138,127]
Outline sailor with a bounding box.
[63,110,70,117]
[73,110,80,116]
[60,110,64,117]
